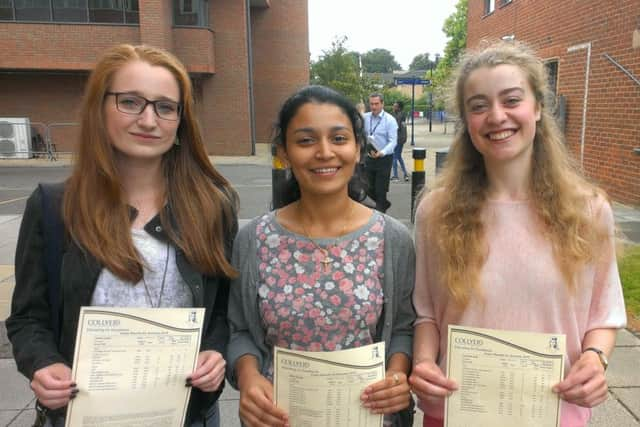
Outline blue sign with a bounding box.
[394,77,431,86]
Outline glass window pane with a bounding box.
[485,0,495,14]
[0,0,14,21]
[174,0,208,27]
[53,0,87,22]
[15,0,51,21]
[89,0,123,23]
[124,0,137,23]
[545,61,559,97]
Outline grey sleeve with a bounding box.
[226,220,264,389]
[386,217,416,359]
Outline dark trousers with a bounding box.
[365,154,393,213]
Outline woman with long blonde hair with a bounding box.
[7,44,237,426]
[409,41,626,427]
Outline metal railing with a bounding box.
[0,121,79,161]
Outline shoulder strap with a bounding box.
[38,182,65,342]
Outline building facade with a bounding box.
[467,0,639,205]
[0,0,309,156]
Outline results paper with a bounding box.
[445,325,565,427]
[274,342,385,427]
[65,307,204,427]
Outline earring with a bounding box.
[174,136,180,146]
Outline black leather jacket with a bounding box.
[6,184,237,425]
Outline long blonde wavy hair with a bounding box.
[422,41,607,309]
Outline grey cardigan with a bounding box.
[226,211,416,388]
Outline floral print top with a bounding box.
[256,211,385,379]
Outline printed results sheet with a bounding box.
[65,307,204,427]
[274,342,385,427]
[445,325,565,427]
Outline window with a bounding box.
[174,0,208,27]
[53,0,87,22]
[89,0,123,23]
[0,0,14,20]
[545,60,559,98]
[15,0,51,21]
[124,0,137,23]
[0,0,137,22]
[484,0,495,15]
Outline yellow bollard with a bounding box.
[411,148,426,222]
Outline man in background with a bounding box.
[363,93,397,213]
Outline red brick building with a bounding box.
[0,0,309,156]
[467,0,640,205]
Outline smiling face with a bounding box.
[282,102,360,199]
[463,64,541,168]
[104,60,181,166]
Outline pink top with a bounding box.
[413,193,627,427]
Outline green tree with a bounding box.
[381,89,412,112]
[361,48,401,73]
[431,0,468,110]
[409,53,434,71]
[310,36,366,103]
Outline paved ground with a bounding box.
[0,120,638,426]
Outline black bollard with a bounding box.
[271,145,287,210]
[411,147,426,223]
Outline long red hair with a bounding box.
[63,44,238,281]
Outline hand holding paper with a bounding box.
[410,359,458,402]
[552,350,607,407]
[188,350,226,392]
[31,363,76,410]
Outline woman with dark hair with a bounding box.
[7,44,238,426]
[390,100,409,182]
[227,85,416,427]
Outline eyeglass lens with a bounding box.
[116,93,180,120]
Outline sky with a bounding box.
[308,0,458,71]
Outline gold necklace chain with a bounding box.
[298,201,354,273]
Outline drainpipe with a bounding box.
[245,0,257,155]
[567,42,591,169]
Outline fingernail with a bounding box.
[71,388,79,394]
[185,382,192,387]
[71,382,77,388]
[70,394,77,400]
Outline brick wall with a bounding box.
[467,0,640,205]
[198,0,252,155]
[173,28,215,74]
[0,1,310,157]
[139,0,173,50]
[0,74,85,153]
[0,23,140,70]
[251,0,310,145]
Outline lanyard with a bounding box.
[369,113,383,136]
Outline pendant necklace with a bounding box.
[299,201,354,273]
[141,241,170,308]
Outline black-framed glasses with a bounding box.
[106,92,182,121]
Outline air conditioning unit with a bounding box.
[0,118,32,159]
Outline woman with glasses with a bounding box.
[6,44,238,427]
